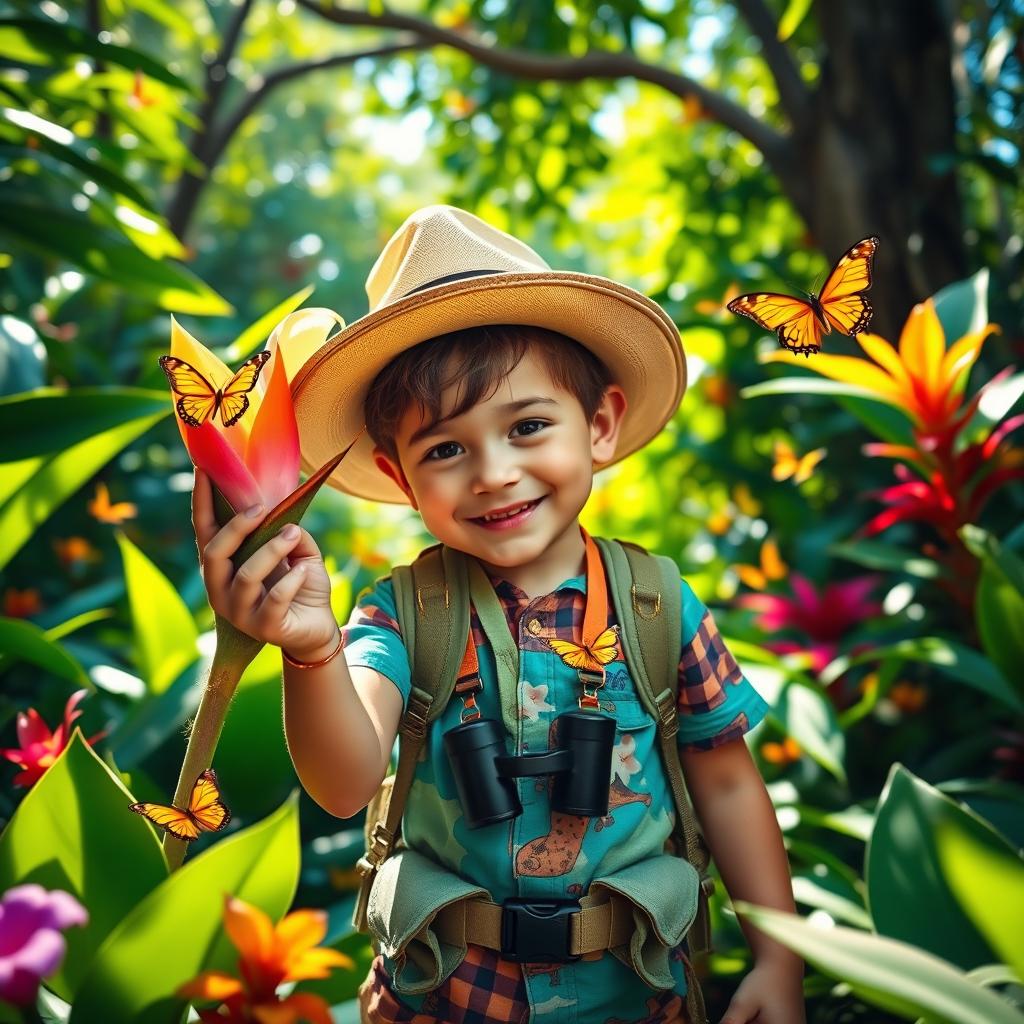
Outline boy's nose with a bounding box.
[470,453,523,493]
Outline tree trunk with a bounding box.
[781,0,969,338]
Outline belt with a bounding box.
[432,892,637,963]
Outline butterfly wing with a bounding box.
[547,627,621,672]
[187,768,232,833]
[130,801,202,841]
[586,626,621,667]
[546,638,593,671]
[159,356,218,427]
[727,293,825,356]
[817,236,878,336]
[218,351,271,428]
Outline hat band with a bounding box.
[400,268,509,298]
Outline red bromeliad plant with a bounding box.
[162,309,353,870]
[762,298,1023,616]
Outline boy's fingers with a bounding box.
[258,563,307,630]
[191,469,215,552]
[201,502,267,596]
[227,525,303,618]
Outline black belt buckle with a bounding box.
[500,897,581,963]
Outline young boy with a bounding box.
[193,206,805,1024]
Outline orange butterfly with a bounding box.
[543,626,621,673]
[158,350,270,428]
[772,439,826,484]
[88,481,137,524]
[728,237,879,357]
[129,768,231,842]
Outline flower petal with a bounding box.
[939,323,1000,397]
[186,422,263,513]
[285,946,354,980]
[223,895,275,963]
[761,350,906,404]
[897,300,945,408]
[268,308,346,386]
[274,908,327,954]
[254,992,335,1024]
[246,349,300,509]
[855,332,914,391]
[176,970,245,1001]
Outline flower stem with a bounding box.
[163,616,263,871]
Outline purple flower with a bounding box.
[0,884,88,1006]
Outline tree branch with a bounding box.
[731,0,812,128]
[202,39,431,173]
[292,0,789,167]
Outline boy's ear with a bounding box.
[590,384,628,466]
[372,445,419,510]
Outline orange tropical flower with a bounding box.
[735,538,788,591]
[760,298,998,436]
[87,482,137,524]
[53,537,100,567]
[3,588,42,618]
[761,736,802,765]
[177,894,353,1024]
[1,690,107,788]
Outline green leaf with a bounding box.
[0,617,89,684]
[223,284,316,363]
[0,387,169,462]
[115,531,199,694]
[933,268,990,343]
[773,679,847,784]
[934,816,1024,980]
[0,406,167,573]
[829,539,947,579]
[777,0,814,40]
[960,526,1024,697]
[0,731,168,1001]
[0,18,197,94]
[0,196,232,314]
[732,902,1024,1024]
[867,764,1005,970]
[741,376,887,402]
[818,637,1022,713]
[69,795,301,1024]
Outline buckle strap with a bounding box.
[432,893,634,960]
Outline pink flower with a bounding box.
[1,689,106,789]
[737,574,882,675]
[0,884,88,1005]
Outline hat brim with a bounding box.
[290,270,686,504]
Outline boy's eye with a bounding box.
[423,419,548,462]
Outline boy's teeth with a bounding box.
[482,501,531,521]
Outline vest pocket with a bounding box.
[587,852,700,989]
[366,845,491,995]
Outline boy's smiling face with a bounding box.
[372,345,627,598]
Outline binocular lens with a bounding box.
[443,717,522,828]
[550,711,616,816]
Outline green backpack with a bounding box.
[352,536,716,1002]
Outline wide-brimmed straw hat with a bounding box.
[290,204,686,504]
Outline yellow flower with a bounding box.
[761,299,998,434]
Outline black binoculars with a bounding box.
[443,711,616,829]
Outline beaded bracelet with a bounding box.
[281,631,343,670]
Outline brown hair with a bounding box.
[364,324,615,466]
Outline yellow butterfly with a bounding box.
[87,482,137,524]
[772,439,826,484]
[158,350,270,428]
[735,538,788,591]
[544,626,621,673]
[728,236,879,356]
[129,768,231,842]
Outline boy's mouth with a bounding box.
[469,496,545,526]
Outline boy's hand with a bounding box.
[719,959,806,1024]
[191,469,339,661]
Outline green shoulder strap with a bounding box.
[593,536,715,957]
[352,542,471,933]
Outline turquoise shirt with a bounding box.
[342,555,771,1022]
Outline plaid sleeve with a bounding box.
[676,578,770,752]
[341,575,412,713]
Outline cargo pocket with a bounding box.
[366,846,491,995]
[588,852,700,990]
